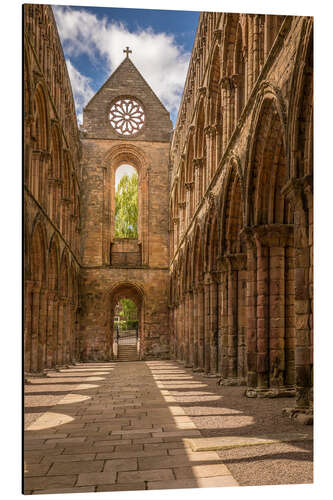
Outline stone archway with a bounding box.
[108,282,145,361]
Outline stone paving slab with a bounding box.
[24,361,238,494]
[186,433,313,452]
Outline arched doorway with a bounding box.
[109,282,144,361]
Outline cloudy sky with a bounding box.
[52,5,200,126]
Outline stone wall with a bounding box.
[169,13,313,412]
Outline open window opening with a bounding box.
[114,164,138,238]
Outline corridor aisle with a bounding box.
[24,361,238,494]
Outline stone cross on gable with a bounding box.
[123,46,132,58]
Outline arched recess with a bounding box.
[29,83,49,207]
[58,249,70,366]
[171,179,179,254]
[108,282,145,360]
[233,21,246,123]
[244,93,295,395]
[219,163,247,383]
[207,44,222,177]
[101,145,149,266]
[178,162,186,238]
[25,218,47,373]
[220,13,239,146]
[49,123,62,226]
[195,97,207,198]
[46,234,60,368]
[185,134,195,223]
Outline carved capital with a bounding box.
[221,253,247,271]
[251,224,294,248]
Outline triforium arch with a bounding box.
[101,144,149,266]
[108,281,145,360]
[243,88,295,396]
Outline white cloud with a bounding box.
[65,59,95,125]
[53,6,190,121]
[115,165,137,189]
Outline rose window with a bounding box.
[109,98,145,136]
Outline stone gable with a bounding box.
[83,57,173,142]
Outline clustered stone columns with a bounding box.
[282,176,313,411]
[219,254,247,384]
[24,281,79,375]
[241,224,295,397]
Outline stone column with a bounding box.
[45,291,56,368]
[219,263,229,379]
[221,77,233,146]
[282,176,313,410]
[223,254,247,382]
[197,282,205,371]
[189,288,194,367]
[38,288,48,372]
[208,277,218,375]
[194,158,203,207]
[240,228,258,391]
[30,284,41,372]
[185,182,194,224]
[184,291,190,366]
[192,287,199,370]
[204,273,211,374]
[24,280,34,373]
[57,297,65,366]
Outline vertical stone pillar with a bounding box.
[38,288,48,372]
[222,254,247,382]
[282,177,313,409]
[209,277,218,375]
[219,265,229,379]
[240,228,257,390]
[253,15,260,83]
[247,16,254,94]
[194,159,203,208]
[24,280,34,373]
[186,289,194,367]
[253,234,270,390]
[46,292,55,368]
[192,287,199,370]
[30,284,41,372]
[57,297,64,366]
[184,292,189,366]
[204,274,211,374]
[197,282,205,371]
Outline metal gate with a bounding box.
[115,327,138,345]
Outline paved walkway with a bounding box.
[24,361,313,494]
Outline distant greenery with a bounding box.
[115,173,138,238]
[114,298,138,331]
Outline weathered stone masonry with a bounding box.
[169,13,313,414]
[24,6,313,417]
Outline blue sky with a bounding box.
[52,5,200,126]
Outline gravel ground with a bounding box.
[163,363,313,486]
[217,440,313,486]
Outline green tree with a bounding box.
[115,173,138,238]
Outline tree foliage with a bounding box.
[115,173,138,238]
